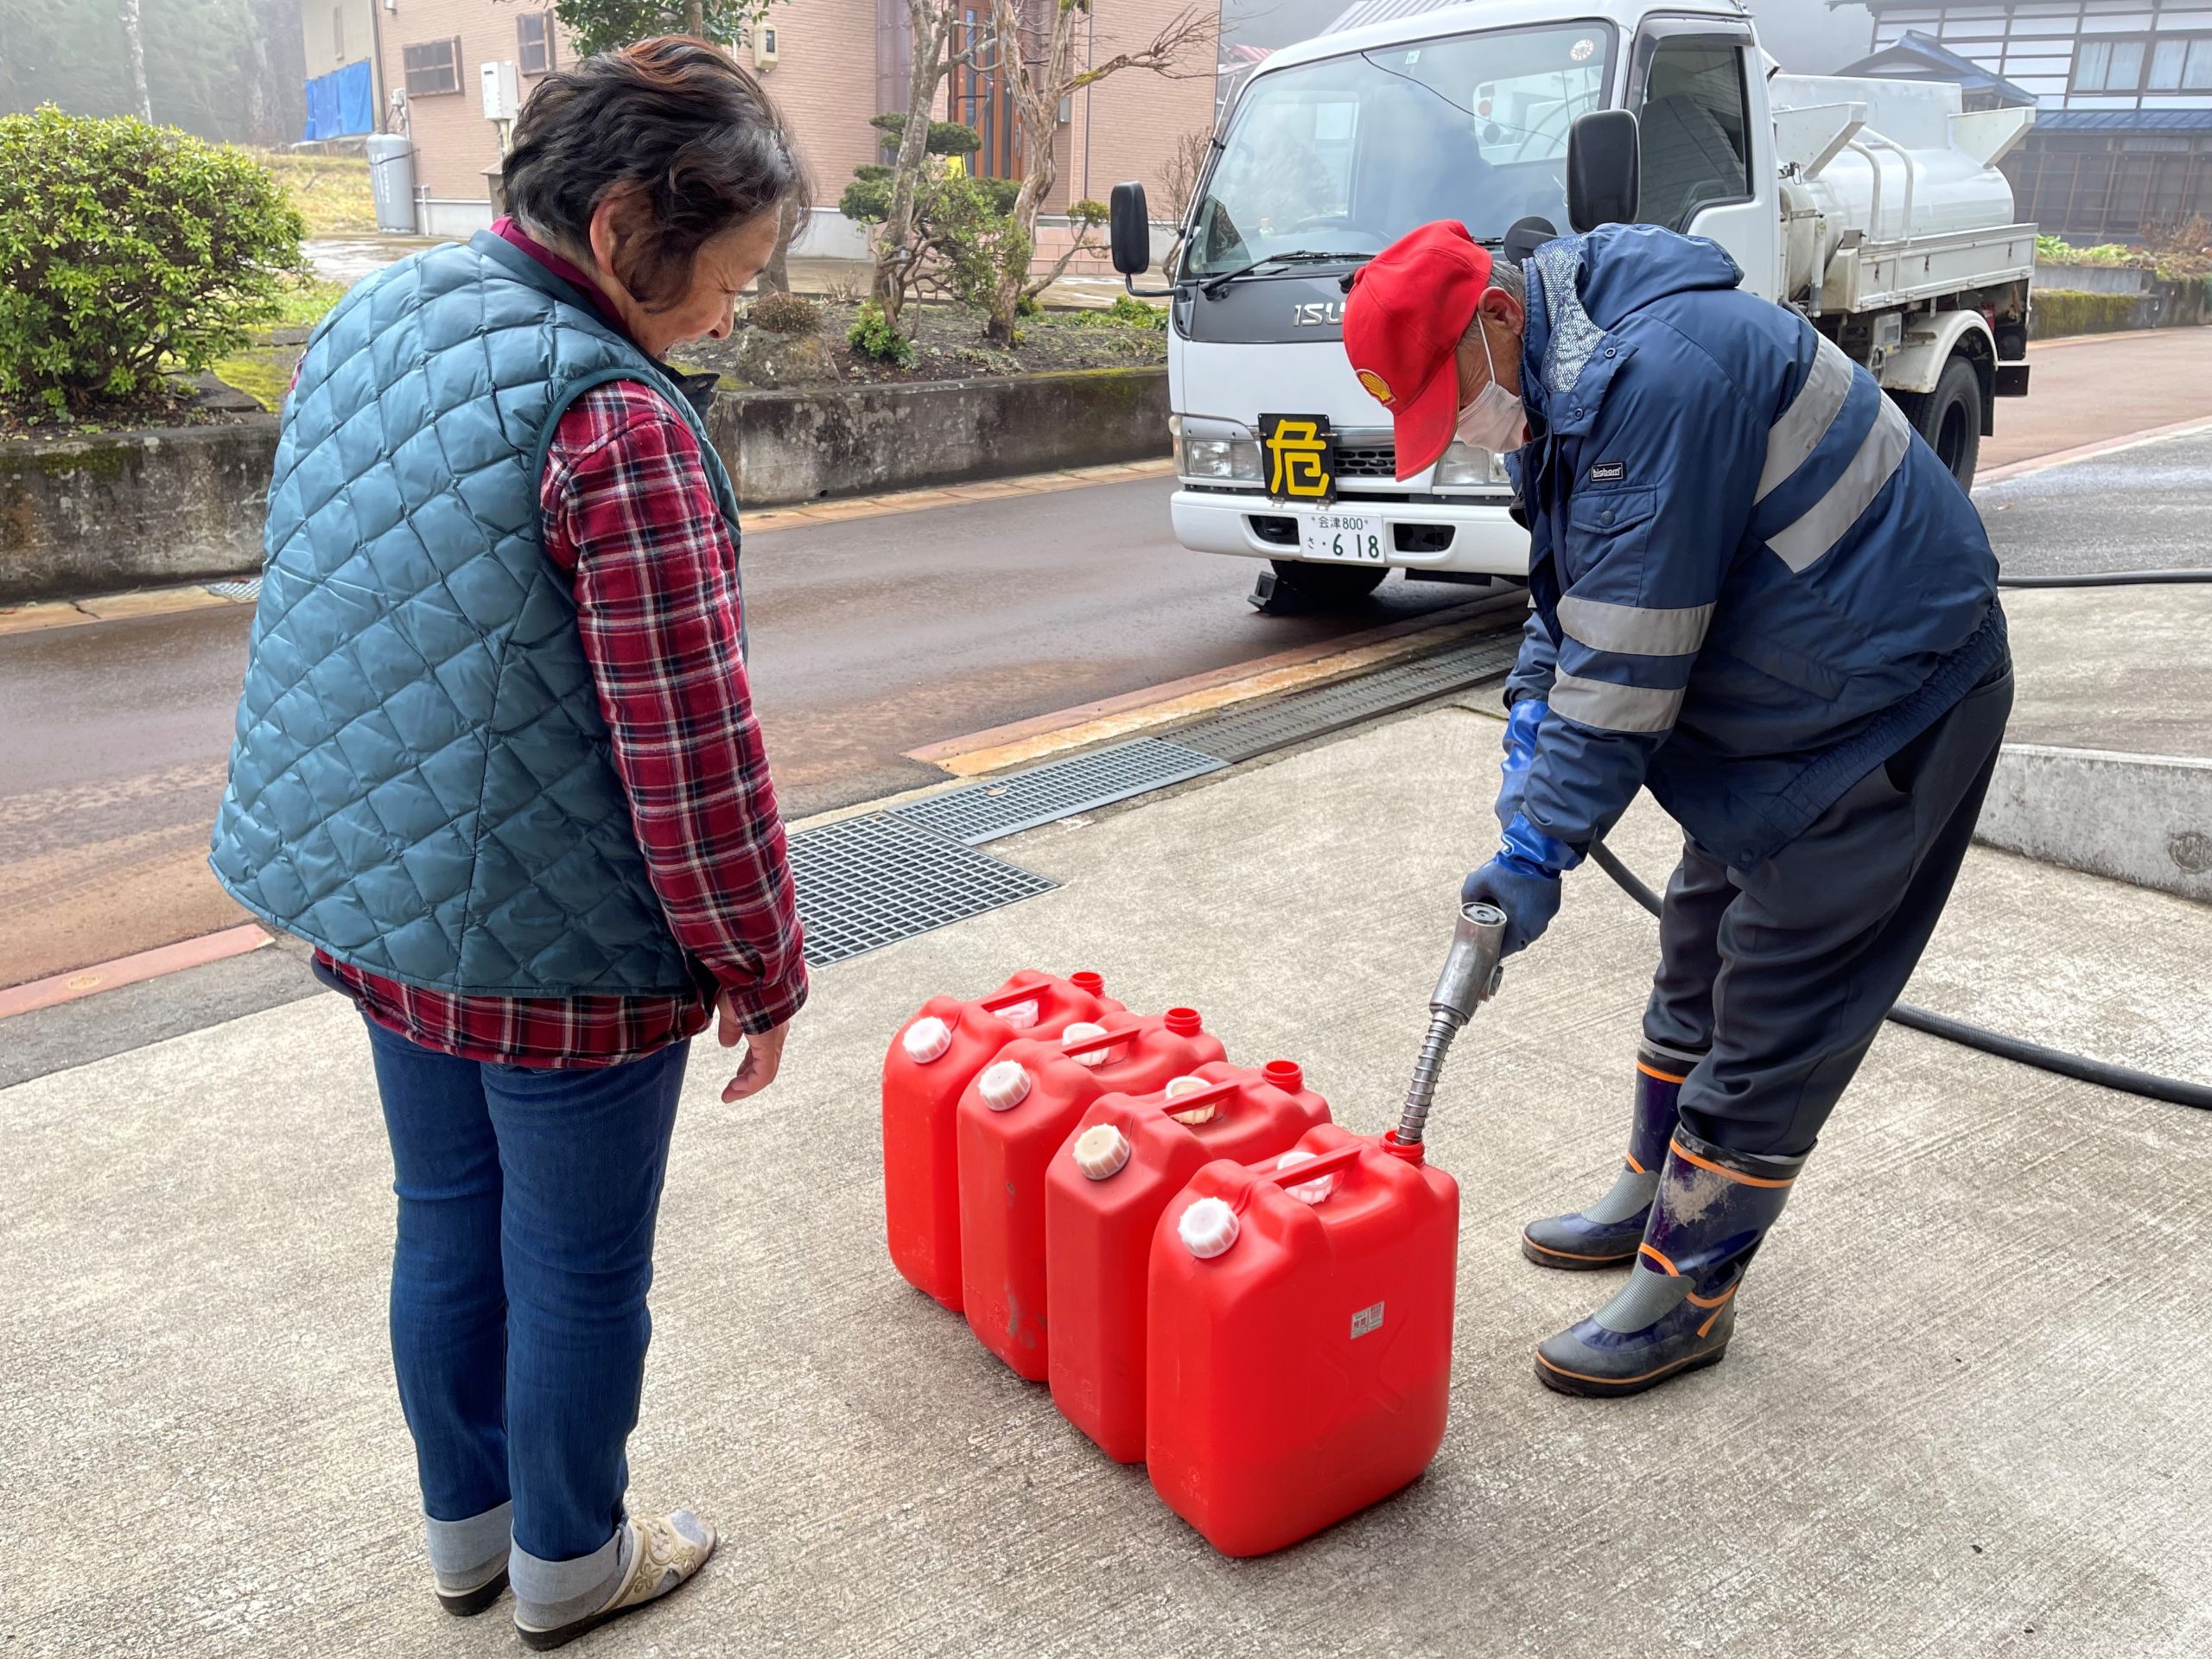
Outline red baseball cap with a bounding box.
[1344,221,1491,481]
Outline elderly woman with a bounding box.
[210,39,806,1650]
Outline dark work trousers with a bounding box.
[1642,664,2015,1158]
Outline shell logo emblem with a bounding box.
[1356,369,1395,405]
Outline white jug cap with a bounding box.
[1163,1074,1217,1125]
[1179,1197,1240,1259]
[996,999,1039,1031]
[977,1060,1032,1112]
[900,1015,952,1064]
[1071,1123,1132,1180]
[1277,1148,1336,1205]
[1061,1021,1112,1067]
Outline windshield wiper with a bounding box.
[1198,250,1373,299]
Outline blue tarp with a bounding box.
[304,60,375,140]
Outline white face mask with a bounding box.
[1455,319,1525,454]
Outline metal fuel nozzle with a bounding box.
[1395,901,1509,1148]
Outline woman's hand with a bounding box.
[717,998,791,1101]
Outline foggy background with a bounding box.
[1221,0,1878,76]
[0,0,1876,149]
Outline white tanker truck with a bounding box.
[1107,0,2037,607]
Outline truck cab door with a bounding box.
[1624,20,1778,298]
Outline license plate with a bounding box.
[1302,512,1384,563]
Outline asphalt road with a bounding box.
[0,480,1470,989]
[5,327,2211,994]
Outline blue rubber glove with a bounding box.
[1463,813,1574,957]
[1494,696,1548,830]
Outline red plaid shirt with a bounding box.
[318,230,804,1066]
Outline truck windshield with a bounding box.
[1186,22,1617,277]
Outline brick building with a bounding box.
[304,0,1217,259]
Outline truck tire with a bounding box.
[1271,558,1389,607]
[1898,356,1983,493]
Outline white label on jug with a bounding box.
[1350,1301,1385,1340]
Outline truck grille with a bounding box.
[1335,442,1396,479]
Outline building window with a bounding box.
[2074,34,2212,94]
[332,4,344,63]
[403,37,463,96]
[518,12,555,77]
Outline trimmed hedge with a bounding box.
[0,107,302,414]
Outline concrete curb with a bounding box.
[1976,742,2212,904]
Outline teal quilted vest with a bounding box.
[209,232,741,996]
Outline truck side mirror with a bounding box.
[1109,181,1153,276]
[1567,110,1641,232]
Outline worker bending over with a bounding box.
[1344,220,2013,1396]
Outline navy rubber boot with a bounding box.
[1534,1126,1806,1397]
[1520,1048,1693,1270]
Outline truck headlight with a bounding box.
[1179,432,1262,483]
[1433,441,1509,489]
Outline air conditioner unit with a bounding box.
[480,58,520,121]
[755,24,779,68]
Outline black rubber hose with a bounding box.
[1998,569,2212,588]
[1585,840,2212,1112]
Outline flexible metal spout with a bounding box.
[1395,902,1507,1146]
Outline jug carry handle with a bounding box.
[1255,1143,1365,1192]
[1061,1023,1141,1058]
[980,985,1046,1014]
[1155,1077,1241,1118]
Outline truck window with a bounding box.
[1634,39,1752,232]
[1187,22,1616,276]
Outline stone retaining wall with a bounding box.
[0,368,1172,602]
[0,423,281,603]
[709,368,1169,506]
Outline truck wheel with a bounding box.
[1903,357,1984,493]
[1271,559,1389,607]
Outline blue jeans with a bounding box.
[363,1019,688,1605]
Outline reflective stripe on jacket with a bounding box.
[1503,226,2007,872]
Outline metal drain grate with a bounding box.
[887,738,1227,845]
[1175,632,1522,763]
[790,814,1058,966]
[206,577,262,601]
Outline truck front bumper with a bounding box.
[1170,489,1532,578]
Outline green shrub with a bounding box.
[870,113,983,158]
[750,292,822,336]
[1061,294,1170,331]
[848,300,917,368]
[0,107,303,414]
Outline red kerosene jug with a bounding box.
[1044,1060,1331,1463]
[882,970,1119,1311]
[1145,1121,1460,1557]
[957,1009,1226,1380]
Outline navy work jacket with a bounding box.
[1500,226,2007,872]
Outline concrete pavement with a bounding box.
[6,695,2209,1657]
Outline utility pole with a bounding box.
[119,0,153,120]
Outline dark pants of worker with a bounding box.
[1643,664,2015,1158]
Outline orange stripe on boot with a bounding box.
[1668,1138,1797,1189]
[1694,1283,1739,1338]
[1638,1242,1680,1276]
[1636,1061,1688,1084]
